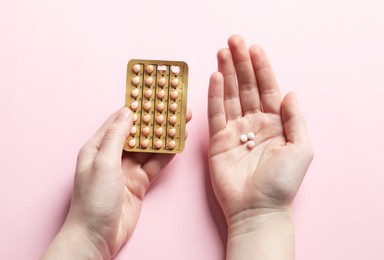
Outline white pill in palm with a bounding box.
[240,134,248,143]
[247,140,255,149]
[247,132,255,140]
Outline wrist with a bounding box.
[226,208,295,260]
[42,219,111,260]
[227,208,293,237]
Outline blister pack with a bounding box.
[124,59,188,153]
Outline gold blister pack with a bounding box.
[124,59,188,154]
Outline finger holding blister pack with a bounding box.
[124,59,188,154]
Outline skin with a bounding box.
[207,35,313,259]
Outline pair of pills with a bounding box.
[240,132,256,149]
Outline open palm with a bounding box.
[208,36,313,224]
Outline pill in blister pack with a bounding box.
[124,59,188,154]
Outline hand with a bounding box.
[42,107,192,259]
[207,35,313,225]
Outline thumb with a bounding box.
[97,107,132,160]
[281,92,310,146]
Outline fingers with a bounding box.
[281,93,311,146]
[228,35,261,114]
[141,153,176,182]
[249,44,282,114]
[96,107,132,162]
[208,72,226,136]
[217,48,242,120]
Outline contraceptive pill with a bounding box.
[142,126,150,135]
[156,115,164,124]
[168,128,176,137]
[169,103,178,112]
[170,91,178,99]
[156,102,165,111]
[132,113,138,122]
[144,89,152,98]
[154,140,163,149]
[169,115,177,124]
[240,134,248,143]
[141,139,149,148]
[131,88,139,97]
[145,77,153,86]
[158,78,166,87]
[167,140,176,149]
[132,64,141,73]
[124,59,188,153]
[128,138,137,147]
[142,114,151,123]
[157,90,165,99]
[171,78,179,87]
[132,76,140,85]
[247,132,255,140]
[155,127,163,137]
[130,126,137,135]
[247,140,256,149]
[145,64,154,74]
[143,101,151,111]
[131,101,139,110]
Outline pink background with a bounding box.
[1,0,384,259]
